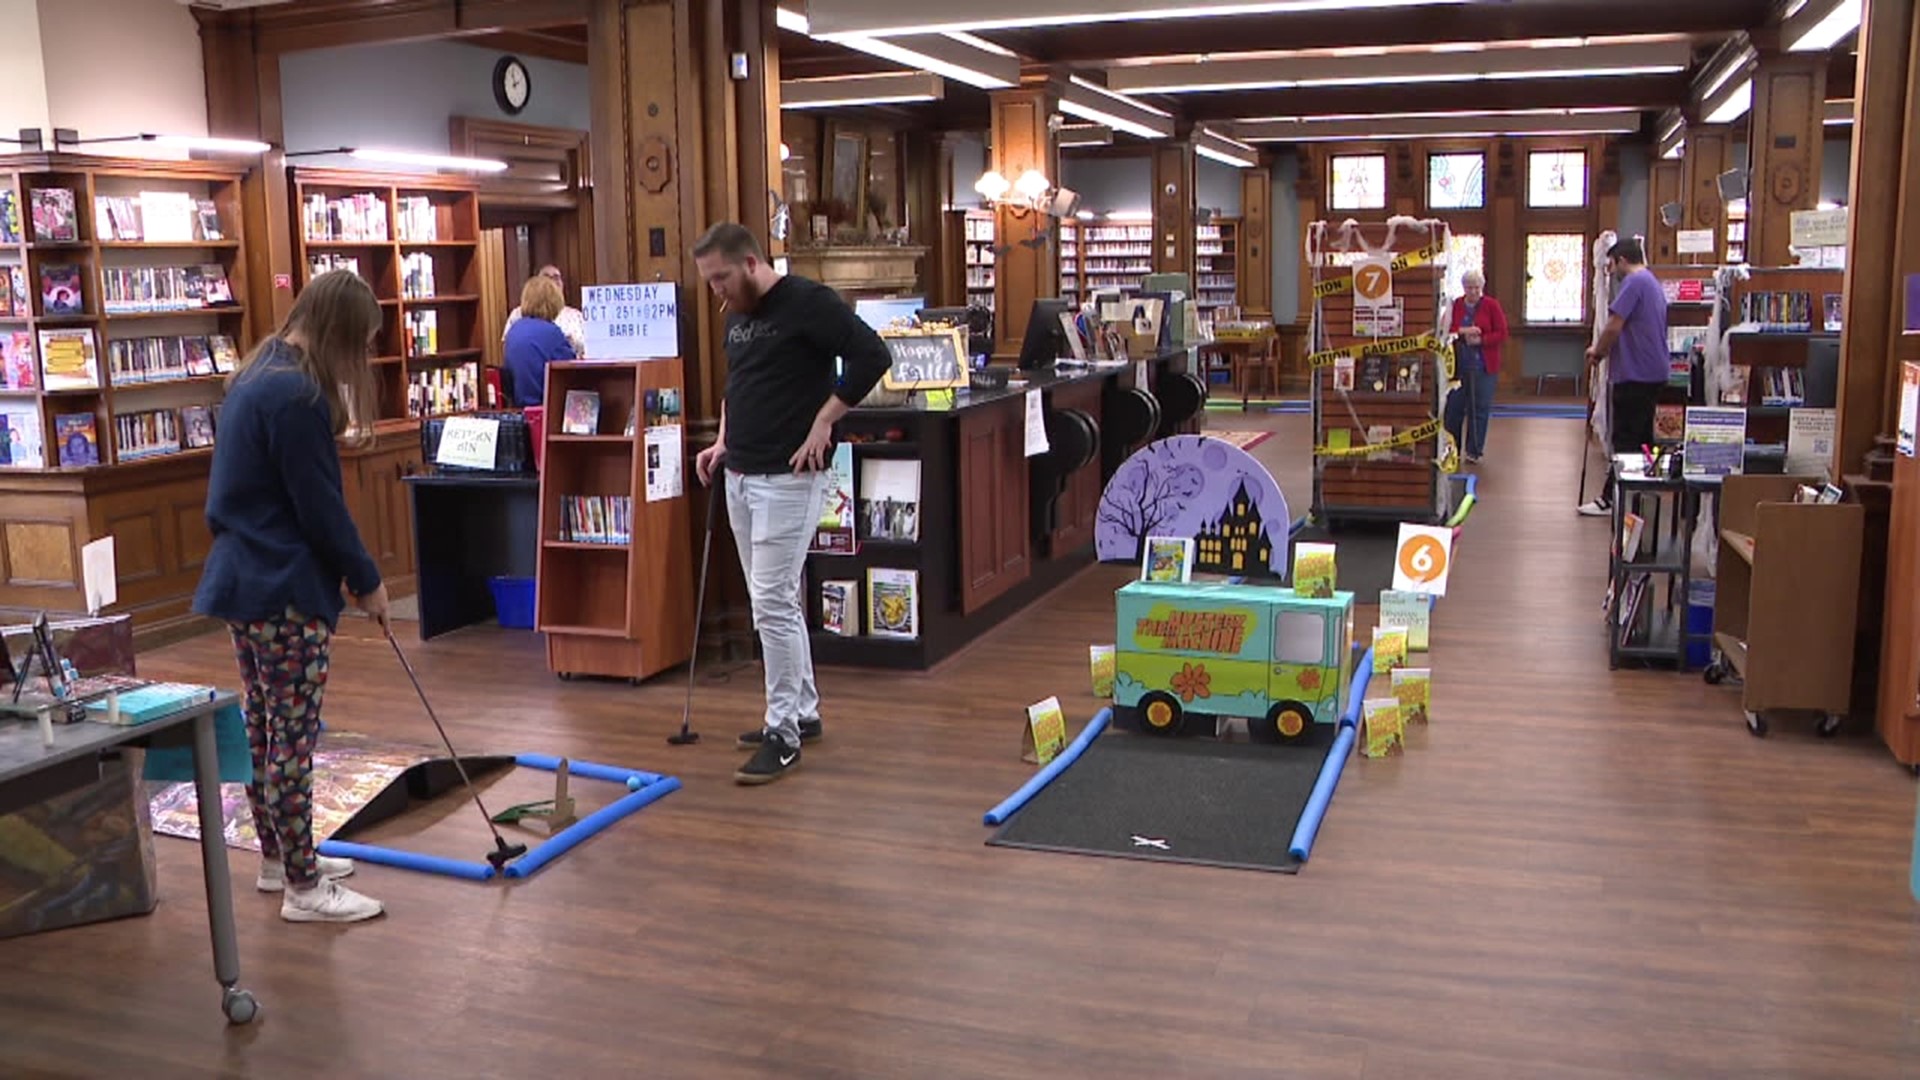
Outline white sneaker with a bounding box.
[280,879,385,923]
[1577,500,1612,517]
[257,853,355,893]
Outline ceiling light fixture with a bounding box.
[1232,110,1641,143]
[828,33,1019,89]
[1106,39,1690,94]
[1194,127,1259,168]
[775,6,809,32]
[52,130,271,155]
[286,147,507,172]
[804,0,1471,38]
[1824,99,1854,125]
[1058,123,1115,148]
[1786,0,1862,52]
[1703,77,1753,124]
[1059,75,1175,140]
[781,71,946,109]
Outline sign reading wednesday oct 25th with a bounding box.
[582,283,678,360]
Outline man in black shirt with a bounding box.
[692,222,893,785]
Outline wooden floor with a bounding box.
[6,414,1919,1079]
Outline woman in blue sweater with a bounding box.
[193,269,389,924]
[503,273,577,406]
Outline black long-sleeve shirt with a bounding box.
[721,275,892,475]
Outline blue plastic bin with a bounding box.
[488,576,537,629]
[1685,579,1715,668]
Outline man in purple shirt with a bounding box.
[1579,238,1669,516]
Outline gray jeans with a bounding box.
[725,468,830,748]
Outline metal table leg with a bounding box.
[191,709,258,1024]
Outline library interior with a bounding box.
[2,0,1919,1075]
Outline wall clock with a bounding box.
[494,55,531,115]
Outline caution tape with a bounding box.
[1306,332,1446,368]
[1313,417,1444,458]
[1309,242,1448,299]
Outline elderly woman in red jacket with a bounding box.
[1444,270,1508,464]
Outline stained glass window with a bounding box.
[1528,150,1587,208]
[1444,233,1485,301]
[1524,233,1587,323]
[1428,153,1485,210]
[1329,155,1386,211]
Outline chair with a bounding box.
[1237,335,1282,410]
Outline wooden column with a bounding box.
[1151,139,1197,279]
[197,13,295,330]
[988,83,1061,360]
[1596,137,1623,248]
[902,130,955,301]
[587,0,779,659]
[1648,158,1684,263]
[1836,0,1919,477]
[1293,148,1321,325]
[1239,157,1274,317]
[1681,123,1735,263]
[1488,139,1522,375]
[1744,50,1828,268]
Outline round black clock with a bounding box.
[493,55,531,115]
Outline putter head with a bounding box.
[487,841,529,870]
[666,730,700,745]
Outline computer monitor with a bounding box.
[1017,298,1073,371]
[916,306,990,366]
[855,295,924,332]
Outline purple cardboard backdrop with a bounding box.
[1095,434,1290,575]
[1905,273,1920,334]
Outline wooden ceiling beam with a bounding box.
[195,0,590,56]
[979,0,1774,64]
[460,30,589,66]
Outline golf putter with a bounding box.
[385,627,527,871]
[670,460,725,746]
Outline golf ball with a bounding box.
[626,775,643,791]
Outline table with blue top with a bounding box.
[0,690,259,1024]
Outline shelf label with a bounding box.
[1677,229,1715,254]
[434,416,499,470]
[1353,255,1394,314]
[583,282,678,360]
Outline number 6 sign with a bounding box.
[1392,523,1453,596]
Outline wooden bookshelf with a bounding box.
[1646,265,1715,444]
[1722,265,1845,470]
[534,360,694,683]
[0,154,251,470]
[287,166,492,431]
[1195,216,1239,321]
[962,208,995,312]
[1307,218,1452,525]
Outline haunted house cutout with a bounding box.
[1194,478,1275,575]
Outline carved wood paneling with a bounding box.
[1746,55,1826,267]
[4,521,76,587]
[989,86,1061,360]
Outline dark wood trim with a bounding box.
[196,0,590,56]
[459,29,590,65]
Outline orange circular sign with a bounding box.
[1354,263,1392,302]
[1397,534,1448,585]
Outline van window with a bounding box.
[1274,611,1325,665]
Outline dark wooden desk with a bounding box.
[0,691,257,1022]
[404,472,541,640]
[807,348,1200,670]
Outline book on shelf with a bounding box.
[115,410,181,462]
[40,264,84,316]
[0,407,44,467]
[37,327,98,390]
[396,196,439,243]
[819,579,857,636]
[54,413,99,467]
[857,457,920,543]
[30,188,77,243]
[303,192,388,243]
[2,332,35,390]
[866,567,919,639]
[560,495,633,544]
[1737,290,1815,333]
[560,390,600,435]
[407,363,482,417]
[810,442,857,555]
[402,251,437,298]
[0,189,21,244]
[181,405,216,450]
[99,264,233,313]
[91,192,219,244]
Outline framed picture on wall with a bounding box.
[826,122,868,233]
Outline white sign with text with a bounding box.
[583,282,679,360]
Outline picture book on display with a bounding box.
[857,457,919,544]
[38,328,98,390]
[30,188,77,243]
[1141,536,1194,582]
[866,567,918,639]
[54,413,99,467]
[0,407,44,467]
[561,390,600,435]
[819,579,857,636]
[1378,590,1431,651]
[1292,541,1336,598]
[810,442,857,554]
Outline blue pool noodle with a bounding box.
[503,776,682,879]
[1288,724,1356,862]
[983,707,1111,826]
[1341,646,1375,731]
[513,753,664,788]
[316,838,495,881]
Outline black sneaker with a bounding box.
[736,719,822,749]
[734,736,800,785]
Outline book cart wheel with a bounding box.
[1746,711,1767,738]
[557,672,574,681]
[1817,713,1844,738]
[1703,658,1728,685]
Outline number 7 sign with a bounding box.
[1353,256,1394,310]
[1392,523,1453,596]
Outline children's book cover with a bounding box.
[1361,698,1404,758]
[1141,536,1194,582]
[1378,590,1431,651]
[54,412,98,467]
[1292,541,1337,598]
[1089,644,1115,698]
[1391,667,1430,726]
[1373,625,1409,672]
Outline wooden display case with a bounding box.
[1307,219,1452,525]
[534,360,693,683]
[0,153,256,643]
[1721,265,1844,473]
[1705,473,1863,738]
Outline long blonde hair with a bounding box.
[230,269,381,444]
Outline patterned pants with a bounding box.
[228,606,332,888]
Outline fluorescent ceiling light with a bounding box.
[775,6,809,32]
[1058,124,1114,147]
[830,32,1019,89]
[1102,32,1689,67]
[151,134,272,154]
[1694,40,1756,103]
[1662,144,1683,159]
[1195,127,1258,168]
[1235,105,1639,124]
[805,0,1470,38]
[349,148,508,172]
[1787,0,1862,52]
[1703,78,1752,124]
[1060,76,1175,139]
[1106,39,1690,93]
[781,71,946,109]
[1233,110,1641,142]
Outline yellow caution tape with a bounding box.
[1313,417,1443,458]
[1310,242,1447,298]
